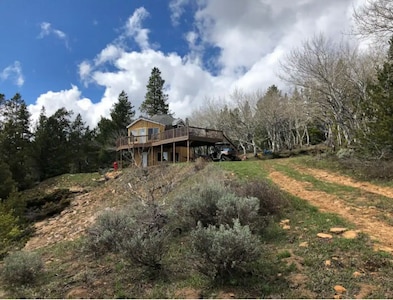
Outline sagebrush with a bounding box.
[191,219,260,281]
[2,251,44,285]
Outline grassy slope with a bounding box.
[1,158,393,298]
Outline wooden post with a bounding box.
[151,146,154,166]
[120,149,123,169]
[160,144,163,164]
[173,142,176,163]
[187,140,190,162]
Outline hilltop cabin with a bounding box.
[115,114,235,168]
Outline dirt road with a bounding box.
[268,161,393,253]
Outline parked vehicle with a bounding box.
[209,142,238,161]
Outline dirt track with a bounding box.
[269,162,393,253]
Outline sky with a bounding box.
[0,0,366,128]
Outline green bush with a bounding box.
[172,183,225,230]
[0,207,22,258]
[172,182,264,232]
[2,251,44,286]
[119,204,168,271]
[85,209,135,256]
[121,226,168,271]
[216,193,259,228]
[191,219,260,282]
[86,204,169,273]
[231,180,288,217]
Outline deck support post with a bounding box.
[173,142,176,163]
[151,146,154,167]
[161,144,163,164]
[187,140,190,162]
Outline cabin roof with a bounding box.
[126,114,176,129]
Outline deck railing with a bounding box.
[116,126,223,149]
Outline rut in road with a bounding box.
[268,166,393,253]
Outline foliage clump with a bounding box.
[86,204,169,272]
[190,219,260,281]
[231,180,288,217]
[0,210,22,258]
[85,209,136,256]
[2,251,44,286]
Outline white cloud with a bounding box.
[169,0,190,26]
[28,85,101,128]
[38,22,70,49]
[78,61,92,83]
[0,61,24,87]
[124,7,151,50]
[30,1,365,128]
[95,44,125,66]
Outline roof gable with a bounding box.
[126,117,163,129]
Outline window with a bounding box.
[157,152,168,161]
[148,127,159,140]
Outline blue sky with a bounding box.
[0,0,365,128]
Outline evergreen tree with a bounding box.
[110,90,135,129]
[95,91,136,167]
[0,93,33,189]
[69,114,97,173]
[140,67,169,116]
[362,37,393,158]
[32,108,72,180]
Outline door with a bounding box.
[142,152,148,168]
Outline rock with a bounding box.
[353,271,362,278]
[299,242,308,248]
[280,219,290,225]
[282,225,291,230]
[174,288,201,299]
[330,227,347,234]
[317,233,333,239]
[334,295,342,299]
[325,260,331,267]
[66,287,90,299]
[334,285,347,294]
[342,230,358,239]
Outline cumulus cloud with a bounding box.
[124,7,151,50]
[0,61,24,87]
[28,85,101,128]
[30,1,363,128]
[38,22,70,49]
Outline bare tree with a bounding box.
[280,34,375,148]
[353,0,393,41]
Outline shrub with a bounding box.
[231,180,288,217]
[120,226,168,271]
[172,182,226,230]
[194,157,207,171]
[2,251,44,286]
[120,203,169,271]
[0,207,22,258]
[85,209,135,256]
[86,204,169,273]
[191,219,260,282]
[216,193,259,228]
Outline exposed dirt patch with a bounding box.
[295,165,393,199]
[269,169,393,253]
[24,164,196,251]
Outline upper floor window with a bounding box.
[148,127,159,140]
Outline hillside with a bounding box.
[2,157,393,298]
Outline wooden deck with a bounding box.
[116,126,224,151]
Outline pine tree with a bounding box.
[362,37,393,158]
[110,90,135,129]
[95,91,135,166]
[0,93,33,189]
[140,67,169,116]
[32,108,72,180]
